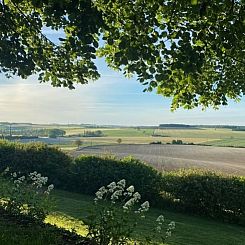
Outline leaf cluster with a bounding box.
[0,0,244,108]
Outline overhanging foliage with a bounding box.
[0,0,244,109]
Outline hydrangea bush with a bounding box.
[85,179,175,245]
[0,167,54,222]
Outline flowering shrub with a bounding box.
[85,179,175,245]
[145,216,176,245]
[0,167,54,222]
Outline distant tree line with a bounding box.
[0,126,66,139]
[159,124,195,129]
[83,130,103,137]
[232,126,245,131]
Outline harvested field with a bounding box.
[73,144,245,176]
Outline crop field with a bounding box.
[6,125,245,149]
[63,127,245,147]
[74,144,245,176]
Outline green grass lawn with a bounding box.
[46,190,245,245]
[1,189,245,244]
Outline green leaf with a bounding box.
[191,0,198,5]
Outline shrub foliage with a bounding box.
[0,170,54,222]
[72,155,163,203]
[161,169,245,224]
[1,140,245,225]
[0,140,72,188]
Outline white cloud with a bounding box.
[0,75,244,125]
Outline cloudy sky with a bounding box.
[0,30,244,126]
[0,64,244,126]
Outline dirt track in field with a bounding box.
[72,144,245,176]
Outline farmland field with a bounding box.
[5,125,245,148]
[74,144,245,176]
[63,127,245,148]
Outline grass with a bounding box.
[1,189,245,244]
[45,190,245,245]
[101,128,154,137]
[155,128,245,139]
[202,138,245,148]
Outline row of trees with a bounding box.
[74,138,122,149]
[0,127,65,139]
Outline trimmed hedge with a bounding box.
[161,169,245,224]
[1,140,245,225]
[0,140,73,189]
[71,155,163,203]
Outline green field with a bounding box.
[203,138,245,147]
[61,127,245,149]
[45,190,245,245]
[2,124,245,148]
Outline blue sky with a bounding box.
[0,29,244,126]
[0,64,244,126]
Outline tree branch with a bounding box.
[9,0,57,47]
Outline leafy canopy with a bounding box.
[0,0,244,109]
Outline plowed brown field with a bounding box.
[73,144,245,176]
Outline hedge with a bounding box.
[71,155,163,203]
[161,169,245,224]
[1,140,245,225]
[0,140,73,189]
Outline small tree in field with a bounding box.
[117,138,122,144]
[75,139,83,149]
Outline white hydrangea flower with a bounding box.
[18,176,25,182]
[29,172,49,188]
[123,198,136,210]
[12,172,17,178]
[95,186,107,200]
[156,215,165,223]
[140,201,150,212]
[117,179,126,188]
[133,192,141,200]
[29,171,38,178]
[156,226,161,232]
[168,221,175,229]
[47,184,54,191]
[107,182,117,192]
[13,175,25,187]
[126,185,134,193]
[111,190,123,200]
[14,179,22,187]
